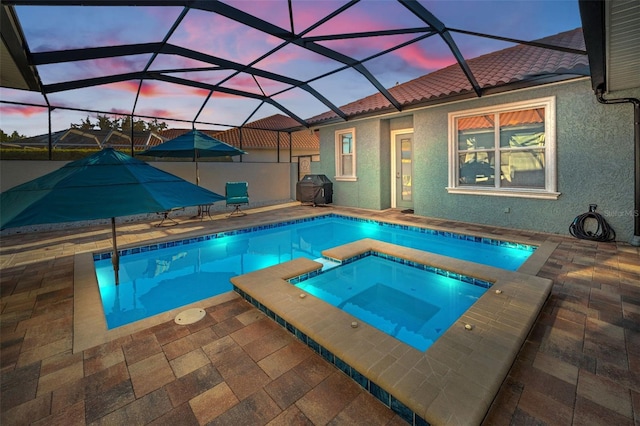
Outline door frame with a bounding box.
[390,128,414,209]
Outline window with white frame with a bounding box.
[447,97,559,199]
[335,128,356,181]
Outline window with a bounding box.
[335,128,356,181]
[447,97,559,199]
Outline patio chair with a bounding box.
[226,181,249,217]
[155,207,183,227]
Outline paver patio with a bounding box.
[1,204,638,425]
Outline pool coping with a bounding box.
[231,238,553,425]
[72,210,555,358]
[73,251,240,353]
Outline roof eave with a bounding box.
[578,0,606,92]
[0,5,41,91]
[309,74,588,128]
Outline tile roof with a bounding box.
[307,28,588,125]
[161,115,319,150]
[214,127,319,150]
[241,114,304,132]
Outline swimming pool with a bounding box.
[94,214,535,328]
[293,254,490,351]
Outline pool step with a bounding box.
[314,257,341,271]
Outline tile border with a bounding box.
[93,213,537,262]
[234,283,428,425]
[294,250,494,289]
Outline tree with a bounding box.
[68,115,169,134]
[71,116,95,130]
[0,129,26,142]
[96,114,115,131]
[147,118,168,134]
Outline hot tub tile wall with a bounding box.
[234,284,426,426]
[313,251,493,289]
[230,239,553,425]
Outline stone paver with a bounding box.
[128,352,175,398]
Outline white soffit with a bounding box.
[606,0,640,91]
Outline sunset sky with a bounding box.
[0,0,582,137]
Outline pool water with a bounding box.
[95,214,533,328]
[294,255,488,351]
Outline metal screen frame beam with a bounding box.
[399,0,482,97]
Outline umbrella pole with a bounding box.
[111,217,120,285]
[195,150,202,217]
[195,158,202,218]
[195,149,200,186]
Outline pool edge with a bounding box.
[73,252,240,354]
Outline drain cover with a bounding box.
[175,308,206,325]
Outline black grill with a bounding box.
[296,174,333,206]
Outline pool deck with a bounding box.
[1,203,639,425]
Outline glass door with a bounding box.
[395,133,413,210]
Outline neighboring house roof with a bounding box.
[213,127,318,150]
[240,114,303,132]
[308,28,589,126]
[161,115,319,151]
[3,115,318,152]
[2,129,163,150]
[158,128,218,142]
[2,130,78,149]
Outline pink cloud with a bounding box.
[110,80,144,94]
[254,76,292,95]
[317,34,416,61]
[304,1,419,37]
[107,108,133,116]
[254,43,338,80]
[171,10,280,65]
[0,104,47,117]
[392,44,456,70]
[40,55,149,85]
[210,91,244,99]
[92,56,147,75]
[222,74,262,93]
[144,7,184,30]
[110,80,165,97]
[185,87,211,97]
[135,107,174,118]
[292,1,349,33]
[168,70,233,87]
[228,1,291,30]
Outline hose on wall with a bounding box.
[569,204,616,242]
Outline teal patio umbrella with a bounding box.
[1,148,225,283]
[138,129,247,186]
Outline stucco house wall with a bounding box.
[314,115,414,210]
[313,79,640,241]
[316,120,381,209]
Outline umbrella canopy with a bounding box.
[1,148,225,283]
[1,147,225,229]
[138,130,247,185]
